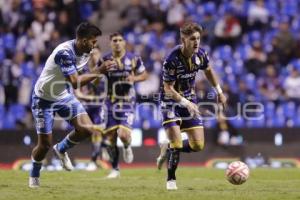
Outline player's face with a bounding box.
[182,31,201,54]
[82,36,98,53]
[110,36,126,54]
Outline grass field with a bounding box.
[1,168,300,200]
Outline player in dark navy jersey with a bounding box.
[157,22,227,190]
[98,32,148,178]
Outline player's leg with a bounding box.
[29,95,55,188]
[54,113,95,155]
[91,132,102,164]
[105,129,120,178]
[53,97,96,170]
[118,126,134,163]
[29,134,52,188]
[180,116,205,153]
[185,127,205,152]
[165,125,182,184]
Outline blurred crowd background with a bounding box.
[1,0,300,131]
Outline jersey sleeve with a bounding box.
[162,59,176,82]
[54,49,77,76]
[135,56,146,74]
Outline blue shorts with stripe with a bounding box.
[31,93,87,134]
[161,103,203,132]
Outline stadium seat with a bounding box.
[9,104,26,121]
[282,101,296,118]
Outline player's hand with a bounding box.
[186,101,201,118]
[217,93,227,111]
[126,71,136,83]
[90,48,102,64]
[97,60,117,74]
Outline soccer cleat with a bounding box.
[106,169,120,179]
[123,146,134,163]
[29,177,40,188]
[53,144,74,171]
[156,141,169,170]
[166,180,178,190]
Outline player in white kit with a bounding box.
[29,22,115,188]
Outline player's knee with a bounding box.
[189,140,204,151]
[170,140,183,149]
[39,141,51,152]
[118,131,131,143]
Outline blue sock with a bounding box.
[57,136,78,153]
[30,160,42,177]
[180,139,194,153]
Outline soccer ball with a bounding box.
[226,161,250,185]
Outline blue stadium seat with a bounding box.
[282,101,296,118]
[264,102,276,117]
[2,111,16,129]
[9,104,26,120]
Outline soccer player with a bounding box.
[156,22,227,190]
[29,22,116,188]
[99,32,148,178]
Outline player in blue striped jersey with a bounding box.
[29,22,115,188]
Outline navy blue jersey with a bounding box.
[162,45,209,103]
[100,52,145,102]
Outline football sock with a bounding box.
[167,148,180,181]
[57,135,78,153]
[30,158,42,177]
[180,139,194,153]
[107,145,119,170]
[91,143,100,162]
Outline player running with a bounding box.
[157,22,227,190]
[29,22,115,188]
[99,32,148,178]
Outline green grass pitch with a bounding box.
[1,168,300,200]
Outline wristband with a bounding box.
[179,97,189,107]
[214,84,223,95]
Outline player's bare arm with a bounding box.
[163,81,200,117]
[126,70,149,83]
[66,59,116,89]
[204,66,227,109]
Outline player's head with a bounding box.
[109,32,126,54]
[76,22,102,53]
[180,22,203,53]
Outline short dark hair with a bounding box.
[109,32,124,40]
[180,22,203,36]
[76,22,102,39]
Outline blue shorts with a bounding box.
[161,103,203,132]
[31,93,87,134]
[104,100,134,134]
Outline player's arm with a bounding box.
[204,65,227,109]
[55,49,115,89]
[127,56,149,83]
[66,60,115,89]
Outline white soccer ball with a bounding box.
[226,161,250,185]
